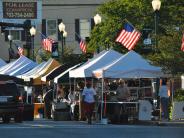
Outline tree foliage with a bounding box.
[89,0,153,52]
[36,46,89,65]
[88,0,184,76]
[149,28,184,75]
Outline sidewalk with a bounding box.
[157,120,184,127]
[136,120,184,127]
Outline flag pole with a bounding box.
[38,31,47,38]
[14,42,24,56]
[75,32,88,53]
[124,19,136,29]
[124,19,142,37]
[75,32,82,40]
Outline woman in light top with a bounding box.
[159,78,170,120]
[82,82,96,124]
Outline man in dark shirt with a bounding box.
[43,88,53,119]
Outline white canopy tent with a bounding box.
[18,58,60,85]
[0,60,16,73]
[92,51,164,122]
[54,63,81,83]
[17,61,47,80]
[69,49,123,123]
[93,50,163,79]
[0,56,37,76]
[69,49,122,78]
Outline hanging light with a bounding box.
[29,26,36,36]
[8,34,13,41]
[58,22,65,32]
[152,0,161,11]
[63,31,67,37]
[94,14,102,25]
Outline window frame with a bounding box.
[9,30,22,41]
[79,19,91,40]
[46,19,58,39]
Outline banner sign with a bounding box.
[0,0,42,24]
[3,2,37,19]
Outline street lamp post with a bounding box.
[94,14,104,122]
[30,26,36,61]
[8,34,13,62]
[58,22,66,59]
[152,0,161,52]
[63,30,67,45]
[94,14,102,53]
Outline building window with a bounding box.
[80,19,90,39]
[46,19,57,39]
[9,30,21,41]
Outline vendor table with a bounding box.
[105,101,138,111]
[97,101,139,123]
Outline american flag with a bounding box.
[41,34,54,52]
[15,44,24,56]
[116,23,141,50]
[181,34,184,51]
[80,39,87,53]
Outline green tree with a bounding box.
[149,28,184,76]
[89,0,153,53]
[35,48,51,63]
[36,46,86,65]
[149,0,184,76]
[89,0,184,75]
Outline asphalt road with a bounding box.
[0,120,183,138]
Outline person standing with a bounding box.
[56,84,65,101]
[68,90,76,120]
[113,79,130,123]
[77,81,85,121]
[82,82,96,124]
[159,78,170,121]
[43,86,53,119]
[116,79,130,101]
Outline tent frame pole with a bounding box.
[69,78,72,93]
[74,78,76,92]
[101,71,104,121]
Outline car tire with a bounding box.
[2,116,10,123]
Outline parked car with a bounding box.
[0,80,24,123]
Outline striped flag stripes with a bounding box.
[80,39,87,53]
[116,23,141,50]
[181,34,184,51]
[41,34,55,52]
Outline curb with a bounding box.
[28,119,184,127]
[157,121,184,127]
[129,121,184,127]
